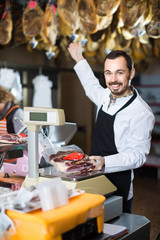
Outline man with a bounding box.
[68,42,155,213]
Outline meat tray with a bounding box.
[39,166,103,181]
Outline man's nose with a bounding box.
[111,73,117,82]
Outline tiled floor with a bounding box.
[133,168,160,240]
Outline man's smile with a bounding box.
[109,83,122,90]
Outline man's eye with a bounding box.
[105,72,111,75]
[118,72,123,75]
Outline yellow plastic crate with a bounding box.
[6,193,105,240]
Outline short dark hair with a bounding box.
[104,50,134,72]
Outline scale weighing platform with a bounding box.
[39,166,117,196]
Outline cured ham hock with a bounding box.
[49,151,102,174]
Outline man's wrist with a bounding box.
[75,56,84,63]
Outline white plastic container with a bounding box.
[38,177,68,212]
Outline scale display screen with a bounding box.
[23,107,65,126]
[30,112,47,121]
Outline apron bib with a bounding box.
[91,90,137,200]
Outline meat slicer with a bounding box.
[2,109,77,178]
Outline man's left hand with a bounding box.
[89,155,105,170]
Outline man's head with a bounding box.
[104,50,135,98]
[0,86,15,112]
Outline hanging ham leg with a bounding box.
[57,0,80,37]
[22,0,44,48]
[41,2,58,46]
[120,0,147,27]
[0,0,13,45]
[40,2,59,59]
[96,0,120,16]
[77,0,98,34]
[146,0,160,39]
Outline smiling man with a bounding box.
[68,42,155,213]
[104,52,135,98]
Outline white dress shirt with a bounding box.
[74,59,155,199]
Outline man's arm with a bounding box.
[68,41,106,107]
[68,42,84,63]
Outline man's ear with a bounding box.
[130,68,135,80]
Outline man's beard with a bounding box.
[108,81,130,96]
[111,87,125,96]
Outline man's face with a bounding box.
[104,56,135,98]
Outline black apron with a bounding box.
[90,90,137,200]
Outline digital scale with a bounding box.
[22,107,65,186]
[22,106,117,196]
